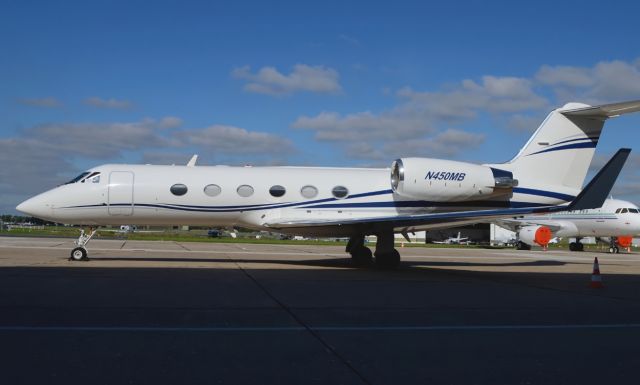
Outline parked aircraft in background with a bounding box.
[16,100,640,267]
[432,232,469,245]
[495,198,640,253]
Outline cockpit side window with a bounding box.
[629,208,639,214]
[621,208,629,214]
[64,172,91,185]
[615,208,622,213]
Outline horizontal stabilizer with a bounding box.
[567,148,630,211]
[562,100,640,119]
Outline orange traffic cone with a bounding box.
[590,257,604,289]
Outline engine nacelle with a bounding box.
[390,158,517,202]
[518,225,552,247]
[617,235,633,248]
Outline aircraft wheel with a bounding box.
[569,242,576,251]
[609,246,618,254]
[516,241,530,251]
[69,247,88,261]
[614,246,620,254]
[375,249,401,269]
[577,243,584,252]
[351,247,373,267]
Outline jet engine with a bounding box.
[518,225,552,247]
[390,158,518,202]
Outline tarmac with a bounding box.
[1,236,640,384]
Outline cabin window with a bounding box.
[237,185,254,197]
[332,185,349,199]
[170,184,188,196]
[269,185,286,198]
[300,185,318,199]
[204,184,222,197]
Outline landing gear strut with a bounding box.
[608,237,620,254]
[346,235,373,266]
[69,228,98,261]
[373,230,401,269]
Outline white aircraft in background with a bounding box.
[16,100,640,267]
[495,198,640,253]
[432,232,469,245]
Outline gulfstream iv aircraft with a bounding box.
[16,100,640,267]
[495,198,640,253]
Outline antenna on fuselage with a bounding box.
[187,154,198,167]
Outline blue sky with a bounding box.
[2,0,640,213]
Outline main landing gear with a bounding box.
[569,239,584,252]
[69,228,98,261]
[346,231,401,269]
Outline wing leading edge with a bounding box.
[265,149,630,233]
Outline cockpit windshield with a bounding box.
[64,172,91,185]
[615,208,639,214]
[64,171,101,185]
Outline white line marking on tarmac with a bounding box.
[2,323,640,332]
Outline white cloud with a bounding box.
[535,59,640,103]
[18,97,62,108]
[293,74,544,160]
[84,97,133,109]
[177,125,294,155]
[292,110,430,141]
[232,64,341,95]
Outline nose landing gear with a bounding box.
[69,228,98,261]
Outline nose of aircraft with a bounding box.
[16,195,52,219]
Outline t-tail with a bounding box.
[486,100,640,203]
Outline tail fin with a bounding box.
[488,100,640,193]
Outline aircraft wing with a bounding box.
[266,148,630,234]
[492,218,563,233]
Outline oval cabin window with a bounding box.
[237,185,254,197]
[204,184,222,197]
[332,186,349,199]
[269,185,286,197]
[170,184,188,196]
[300,185,318,199]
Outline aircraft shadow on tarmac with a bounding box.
[88,256,568,269]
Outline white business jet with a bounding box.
[432,232,470,245]
[16,100,640,267]
[495,198,640,253]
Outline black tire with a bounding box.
[614,246,620,254]
[70,247,88,261]
[375,249,401,269]
[569,242,577,251]
[577,243,584,252]
[516,241,531,251]
[351,247,373,267]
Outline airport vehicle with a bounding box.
[432,232,469,244]
[495,198,640,253]
[16,101,640,266]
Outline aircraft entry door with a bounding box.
[108,171,134,216]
